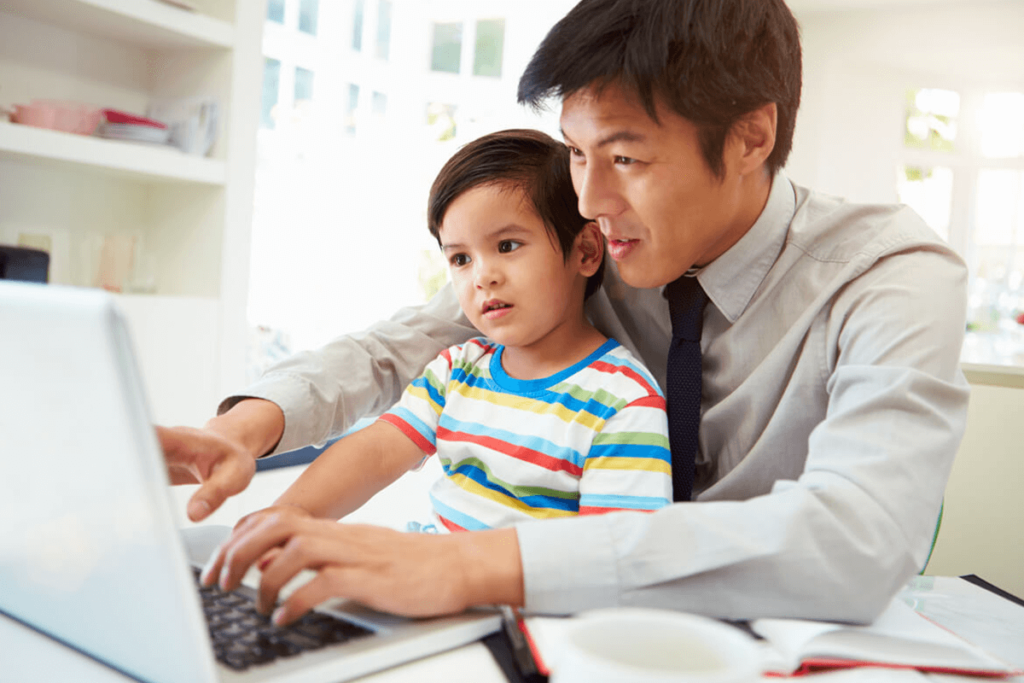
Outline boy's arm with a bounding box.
[578,395,673,514]
[272,421,428,520]
[274,348,454,520]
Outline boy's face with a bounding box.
[439,183,590,350]
[560,82,766,289]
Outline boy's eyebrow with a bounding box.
[561,128,647,148]
[440,224,531,251]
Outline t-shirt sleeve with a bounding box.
[377,347,455,456]
[578,394,672,514]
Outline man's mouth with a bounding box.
[607,238,640,261]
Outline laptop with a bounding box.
[0,281,500,683]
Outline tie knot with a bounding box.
[665,275,708,342]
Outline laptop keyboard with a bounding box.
[193,568,374,671]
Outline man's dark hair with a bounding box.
[428,129,604,300]
[517,0,802,178]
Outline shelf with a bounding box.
[0,121,226,185]
[0,0,233,50]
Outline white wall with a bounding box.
[925,382,1024,598]
[787,1,1024,202]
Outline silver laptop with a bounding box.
[0,282,500,683]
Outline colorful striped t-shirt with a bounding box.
[378,337,672,531]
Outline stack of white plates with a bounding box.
[97,123,171,145]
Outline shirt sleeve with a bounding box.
[516,247,969,622]
[376,349,456,456]
[219,284,478,456]
[578,395,672,514]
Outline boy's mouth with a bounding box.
[481,299,513,317]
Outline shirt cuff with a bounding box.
[515,514,621,615]
[217,372,329,457]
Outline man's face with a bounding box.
[560,82,756,288]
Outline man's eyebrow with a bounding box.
[440,224,530,251]
[561,129,647,148]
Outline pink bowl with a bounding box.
[12,100,102,135]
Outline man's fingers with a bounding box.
[272,572,350,626]
[218,513,304,592]
[256,533,339,614]
[187,452,256,522]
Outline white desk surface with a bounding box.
[2,465,1022,683]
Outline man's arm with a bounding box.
[516,248,970,622]
[160,398,285,521]
[159,284,477,521]
[227,284,477,455]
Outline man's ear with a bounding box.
[575,222,604,278]
[728,102,777,177]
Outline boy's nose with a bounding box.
[474,259,502,289]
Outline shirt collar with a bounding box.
[692,172,795,323]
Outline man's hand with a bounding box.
[157,398,286,522]
[201,512,525,623]
[158,425,258,522]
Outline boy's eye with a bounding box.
[498,240,521,254]
[450,253,470,267]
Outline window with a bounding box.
[267,0,285,24]
[376,0,392,60]
[345,83,360,135]
[426,102,457,142]
[299,0,319,36]
[248,2,579,370]
[896,166,953,242]
[294,67,315,102]
[473,19,504,78]
[352,0,365,51]
[372,91,388,118]
[904,88,959,153]
[430,22,462,74]
[260,58,281,129]
[980,93,1024,159]
[897,86,1024,346]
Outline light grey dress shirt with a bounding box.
[231,174,970,623]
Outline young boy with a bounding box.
[234,129,671,533]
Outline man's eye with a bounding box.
[450,254,470,266]
[567,146,584,159]
[614,155,638,165]
[498,240,521,254]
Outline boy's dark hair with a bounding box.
[517,0,802,179]
[428,129,604,300]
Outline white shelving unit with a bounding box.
[0,121,227,184]
[0,0,265,427]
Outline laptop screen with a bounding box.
[0,282,217,683]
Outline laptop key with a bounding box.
[192,567,374,669]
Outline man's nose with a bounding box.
[575,163,625,221]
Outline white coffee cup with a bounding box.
[549,608,762,683]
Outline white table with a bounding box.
[2,465,1022,683]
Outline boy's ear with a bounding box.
[575,222,604,278]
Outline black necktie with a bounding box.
[665,275,709,502]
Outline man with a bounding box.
[164,0,969,626]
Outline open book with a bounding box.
[749,597,1021,677]
[523,596,1023,678]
